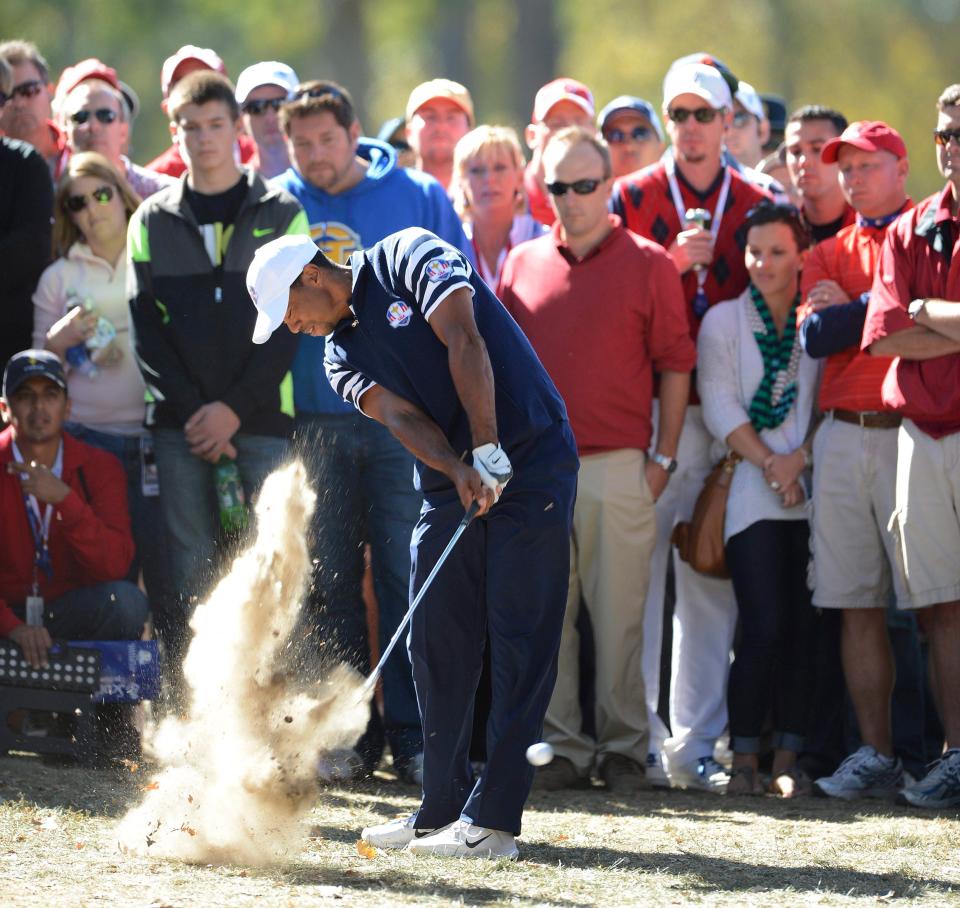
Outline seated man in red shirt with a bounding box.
[500,127,695,791]
[1,350,147,670]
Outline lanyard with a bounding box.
[665,153,731,309]
[471,232,512,289]
[12,440,63,593]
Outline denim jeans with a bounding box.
[293,411,423,769]
[64,423,179,649]
[152,428,288,660]
[13,580,149,640]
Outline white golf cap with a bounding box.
[735,80,766,120]
[247,235,319,344]
[235,61,299,104]
[662,62,733,111]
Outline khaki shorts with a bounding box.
[889,419,960,609]
[811,416,909,609]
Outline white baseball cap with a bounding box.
[735,80,766,121]
[662,62,733,111]
[247,235,319,344]
[235,61,299,104]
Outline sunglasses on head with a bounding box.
[545,177,606,197]
[934,128,960,146]
[604,125,654,144]
[667,106,720,124]
[243,97,286,116]
[69,107,119,126]
[65,184,115,213]
[293,85,345,103]
[12,79,45,100]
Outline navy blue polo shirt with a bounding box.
[324,228,568,493]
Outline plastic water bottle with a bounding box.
[65,341,99,377]
[214,457,248,533]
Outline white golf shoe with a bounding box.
[360,814,448,850]
[406,818,519,860]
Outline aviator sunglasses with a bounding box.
[604,125,654,144]
[934,128,960,146]
[545,177,606,196]
[69,107,119,126]
[667,107,720,124]
[243,97,286,116]
[65,184,115,213]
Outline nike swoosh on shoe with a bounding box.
[465,834,492,849]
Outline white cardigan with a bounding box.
[697,288,820,541]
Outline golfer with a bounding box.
[247,229,578,859]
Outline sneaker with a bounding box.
[814,746,903,801]
[646,752,670,789]
[530,755,583,791]
[901,748,960,809]
[668,756,730,793]
[398,752,424,787]
[600,754,650,793]
[361,814,447,850]
[407,818,519,860]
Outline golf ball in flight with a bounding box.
[526,742,554,766]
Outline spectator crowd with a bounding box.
[0,38,957,812]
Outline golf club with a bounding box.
[359,499,480,700]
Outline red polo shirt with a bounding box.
[498,216,696,455]
[799,204,912,412]
[863,186,960,438]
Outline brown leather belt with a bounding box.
[831,409,902,429]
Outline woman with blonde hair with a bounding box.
[32,152,176,656]
[452,125,545,288]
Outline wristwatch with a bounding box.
[908,298,927,320]
[650,452,678,474]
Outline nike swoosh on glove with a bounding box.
[472,443,513,501]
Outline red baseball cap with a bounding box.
[54,58,121,106]
[161,45,226,98]
[532,77,595,124]
[821,120,907,163]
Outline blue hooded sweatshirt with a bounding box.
[271,138,472,414]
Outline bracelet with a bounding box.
[798,447,811,468]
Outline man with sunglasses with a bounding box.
[236,61,298,180]
[860,84,960,809]
[500,127,695,793]
[0,40,62,177]
[598,96,665,179]
[273,79,470,785]
[56,59,172,201]
[612,60,771,793]
[0,56,53,375]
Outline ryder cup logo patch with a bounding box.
[387,301,412,328]
[424,257,453,282]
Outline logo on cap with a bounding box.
[387,301,412,329]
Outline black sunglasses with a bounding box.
[604,125,654,144]
[934,128,960,147]
[11,79,45,100]
[243,97,286,116]
[546,177,606,197]
[293,85,345,103]
[65,184,115,213]
[69,107,119,126]
[667,107,720,124]
[0,91,7,108]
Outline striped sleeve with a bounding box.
[387,229,474,321]
[324,348,377,413]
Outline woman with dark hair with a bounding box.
[697,202,820,795]
[32,152,175,659]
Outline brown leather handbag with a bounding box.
[671,453,741,579]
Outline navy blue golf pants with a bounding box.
[410,421,578,835]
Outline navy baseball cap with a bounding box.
[2,350,68,398]
[598,96,664,142]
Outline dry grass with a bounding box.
[0,753,957,907]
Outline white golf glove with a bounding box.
[472,443,513,501]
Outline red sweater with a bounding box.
[499,217,696,455]
[0,427,135,636]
